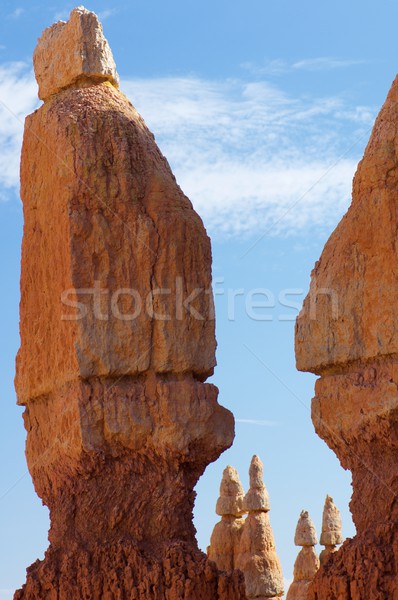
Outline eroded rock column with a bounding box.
[15,7,244,599]
[295,74,398,599]
[286,511,320,600]
[208,466,246,573]
[319,496,343,566]
[236,456,284,600]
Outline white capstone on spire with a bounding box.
[33,6,119,100]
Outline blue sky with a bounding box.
[0,1,395,597]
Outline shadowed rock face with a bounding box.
[295,75,398,599]
[15,7,245,599]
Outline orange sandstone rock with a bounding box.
[319,496,343,566]
[236,456,284,599]
[216,466,246,518]
[294,511,318,547]
[17,75,216,405]
[286,511,320,600]
[295,74,398,599]
[243,455,270,513]
[15,7,244,599]
[34,6,119,100]
[208,466,246,573]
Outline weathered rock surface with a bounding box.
[208,466,246,573]
[237,512,284,599]
[296,74,398,599]
[287,547,320,600]
[208,516,246,574]
[17,79,216,405]
[242,454,270,513]
[287,511,319,600]
[14,542,245,600]
[294,511,318,547]
[34,6,119,101]
[292,546,319,583]
[15,7,245,599]
[216,466,246,517]
[320,496,342,547]
[319,496,342,566]
[236,456,283,599]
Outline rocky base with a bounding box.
[309,523,398,600]
[14,542,246,600]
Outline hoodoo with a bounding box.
[319,496,343,566]
[296,72,398,598]
[208,465,246,573]
[236,456,284,600]
[286,510,320,600]
[15,7,244,599]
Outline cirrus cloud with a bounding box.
[0,62,376,238]
[123,76,375,238]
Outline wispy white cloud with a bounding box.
[292,57,365,71]
[242,57,366,76]
[123,76,374,238]
[7,7,24,19]
[98,8,118,21]
[236,419,278,426]
[0,63,38,199]
[0,63,375,239]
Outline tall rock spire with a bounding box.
[207,465,246,572]
[286,510,320,600]
[236,455,284,599]
[14,7,244,599]
[295,72,398,599]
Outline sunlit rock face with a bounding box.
[296,75,398,599]
[286,510,320,600]
[14,7,245,599]
[235,456,284,600]
[208,466,246,573]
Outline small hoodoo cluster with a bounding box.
[208,455,284,599]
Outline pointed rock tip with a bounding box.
[294,509,318,546]
[33,5,119,101]
[221,465,243,489]
[216,465,245,517]
[72,5,91,15]
[243,454,270,512]
[249,454,264,486]
[320,494,343,546]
